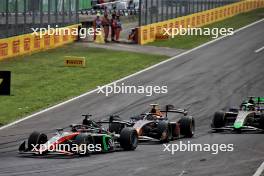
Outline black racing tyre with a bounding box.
[75,133,91,156]
[157,121,171,143]
[28,131,48,150]
[179,117,195,138]
[120,127,138,151]
[259,114,264,130]
[109,116,124,134]
[212,111,226,128]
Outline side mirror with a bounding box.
[183,109,188,116]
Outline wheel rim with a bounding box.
[131,132,138,147]
[161,130,168,141]
[190,120,195,135]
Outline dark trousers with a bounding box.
[111,27,115,40]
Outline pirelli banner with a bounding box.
[0,24,80,61]
[138,0,264,45]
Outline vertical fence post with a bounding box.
[15,0,18,36]
[69,0,71,24]
[150,0,153,24]
[156,0,159,22]
[76,0,79,24]
[40,0,43,28]
[24,0,27,34]
[62,0,65,26]
[139,0,142,26]
[188,0,191,15]
[48,0,51,25]
[170,0,173,19]
[179,0,182,17]
[145,0,148,25]
[166,0,168,19]
[172,0,175,18]
[199,0,201,12]
[55,0,58,25]
[161,0,164,21]
[32,0,35,26]
[205,0,209,11]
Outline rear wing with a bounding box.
[97,116,132,126]
[160,105,188,118]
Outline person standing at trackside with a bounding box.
[111,13,117,42]
[115,15,122,42]
[93,14,102,41]
[102,13,110,42]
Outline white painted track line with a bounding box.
[253,162,264,176]
[0,18,264,131]
[255,46,264,53]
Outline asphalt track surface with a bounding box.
[0,20,264,176]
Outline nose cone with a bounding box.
[234,122,243,129]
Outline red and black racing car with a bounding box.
[102,104,195,143]
[19,115,138,156]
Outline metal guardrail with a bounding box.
[139,0,242,26]
[79,9,139,16]
[0,0,80,39]
[0,0,244,39]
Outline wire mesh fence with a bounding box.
[0,0,244,39]
[0,0,80,39]
[139,0,242,26]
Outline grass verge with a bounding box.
[0,44,167,125]
[149,8,264,49]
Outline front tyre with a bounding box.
[28,131,48,151]
[212,111,226,128]
[179,117,195,138]
[157,121,171,143]
[120,127,138,151]
[259,114,264,130]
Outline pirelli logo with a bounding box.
[64,56,86,67]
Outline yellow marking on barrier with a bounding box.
[0,24,82,61]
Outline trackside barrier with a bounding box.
[0,24,81,61]
[138,0,264,45]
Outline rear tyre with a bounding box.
[120,127,138,151]
[212,111,226,128]
[179,117,195,138]
[28,131,48,151]
[109,116,124,134]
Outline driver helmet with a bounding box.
[83,117,92,126]
[150,104,163,117]
[248,97,255,105]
